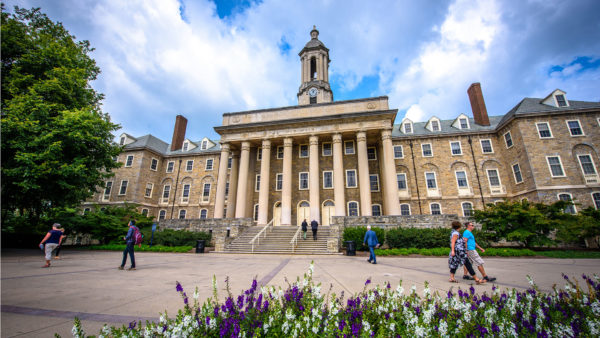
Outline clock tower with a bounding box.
[298,26,333,105]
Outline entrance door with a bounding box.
[297,201,310,226]
[322,200,335,226]
[273,202,281,226]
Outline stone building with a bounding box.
[84,27,600,225]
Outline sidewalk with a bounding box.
[2,248,599,337]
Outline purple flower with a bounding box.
[162,324,167,332]
[447,290,453,299]
[562,274,569,280]
[128,321,137,330]
[214,306,219,317]
[176,282,183,292]
[206,316,210,326]
[365,279,371,286]
[387,282,391,289]
[491,323,500,333]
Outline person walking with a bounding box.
[448,221,485,284]
[301,219,308,240]
[463,221,496,282]
[39,223,65,268]
[363,225,379,264]
[53,227,66,259]
[119,220,137,271]
[310,219,318,240]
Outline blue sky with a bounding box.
[6,0,600,143]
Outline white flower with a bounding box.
[414,325,425,337]
[312,326,319,334]
[410,285,417,294]
[396,285,404,296]
[193,289,199,300]
[362,320,371,332]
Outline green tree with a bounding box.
[1,5,121,229]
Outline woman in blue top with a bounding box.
[449,221,484,284]
[39,223,64,268]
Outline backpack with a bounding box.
[133,226,143,245]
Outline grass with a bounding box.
[83,244,194,253]
[374,247,600,258]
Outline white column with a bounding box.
[356,131,372,216]
[332,134,346,216]
[381,129,401,215]
[214,143,230,218]
[281,138,293,225]
[257,139,271,225]
[226,152,239,218]
[234,142,250,218]
[309,135,320,223]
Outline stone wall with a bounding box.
[158,218,253,251]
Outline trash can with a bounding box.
[345,241,356,256]
[196,240,206,253]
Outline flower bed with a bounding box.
[71,263,599,337]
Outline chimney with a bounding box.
[170,115,188,151]
[467,82,490,126]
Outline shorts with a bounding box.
[44,243,59,260]
[467,250,485,267]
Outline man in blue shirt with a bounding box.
[118,220,137,271]
[463,222,495,282]
[363,225,379,264]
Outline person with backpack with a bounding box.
[119,220,140,271]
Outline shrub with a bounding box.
[140,228,211,247]
[342,226,385,251]
[385,227,489,249]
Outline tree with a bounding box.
[1,5,121,229]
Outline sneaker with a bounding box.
[372,262,377,265]
[463,275,473,280]
[484,276,496,282]
[367,259,372,263]
[118,266,124,270]
[127,267,136,271]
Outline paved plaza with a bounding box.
[2,248,599,337]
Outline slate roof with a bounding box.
[123,134,221,156]
[392,116,503,137]
[496,98,600,127]
[304,38,325,49]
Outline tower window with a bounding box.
[310,96,317,104]
[310,57,317,80]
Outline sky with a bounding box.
[5,0,600,143]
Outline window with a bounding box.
[205,159,214,170]
[504,131,513,148]
[150,158,158,171]
[186,160,194,171]
[322,142,332,156]
[558,194,576,214]
[253,204,259,221]
[299,172,309,190]
[480,139,493,153]
[459,118,469,129]
[299,144,309,158]
[367,147,377,160]
[277,146,284,159]
[182,184,190,199]
[422,143,433,157]
[103,181,112,201]
[369,174,379,191]
[162,185,171,201]
[567,120,583,136]
[257,150,262,161]
[323,171,333,189]
[372,204,382,216]
[397,173,407,190]
[450,141,462,155]
[555,94,567,107]
[83,207,91,214]
[455,171,468,188]
[462,202,474,217]
[346,170,357,188]
[225,182,229,197]
[431,120,440,131]
[202,183,211,202]
[578,154,597,175]
[275,173,283,191]
[159,210,166,220]
[179,209,186,219]
[487,169,501,187]
[536,122,552,138]
[393,145,404,159]
[119,180,128,195]
[255,175,260,192]
[592,192,600,210]
[125,155,134,167]
[145,183,153,197]
[141,209,148,216]
[166,161,175,173]
[344,141,355,155]
[348,201,359,216]
[200,209,208,219]
[183,142,189,151]
[120,136,125,145]
[403,122,413,134]
[546,156,565,177]
[425,172,437,189]
[430,203,441,215]
[201,140,208,150]
[512,163,523,183]
[228,157,232,169]
[400,204,411,215]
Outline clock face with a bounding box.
[309,87,318,97]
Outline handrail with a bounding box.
[290,226,302,253]
[249,219,273,252]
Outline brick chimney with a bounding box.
[170,115,188,151]
[467,82,490,126]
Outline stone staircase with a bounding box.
[223,226,339,254]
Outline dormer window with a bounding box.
[201,140,208,150]
[120,137,125,145]
[431,120,440,131]
[404,122,413,134]
[183,142,189,151]
[555,94,567,107]
[459,118,469,129]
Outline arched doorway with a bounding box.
[297,201,310,226]
[322,200,335,226]
[273,202,281,226]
